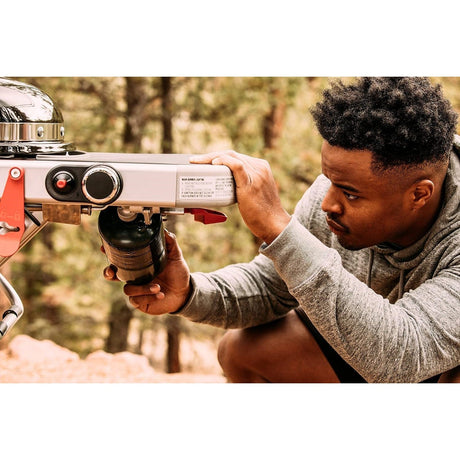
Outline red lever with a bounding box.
[0,167,25,257]
[184,208,227,224]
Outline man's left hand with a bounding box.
[190,151,291,244]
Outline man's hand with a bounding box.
[103,230,192,315]
[190,151,291,244]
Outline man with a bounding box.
[105,77,460,383]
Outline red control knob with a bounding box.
[56,179,68,189]
[52,172,75,194]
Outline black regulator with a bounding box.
[98,207,167,285]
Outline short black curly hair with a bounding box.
[311,77,458,170]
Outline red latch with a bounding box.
[184,208,227,224]
[0,167,25,257]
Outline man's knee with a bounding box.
[217,329,238,372]
[218,316,290,374]
[217,328,259,381]
[216,312,313,382]
[217,311,340,383]
[439,365,460,383]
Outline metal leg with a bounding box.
[0,209,46,337]
[0,273,23,339]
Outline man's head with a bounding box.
[311,77,458,250]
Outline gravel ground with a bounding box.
[0,334,227,383]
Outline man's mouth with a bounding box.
[326,216,348,235]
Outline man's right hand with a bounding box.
[103,230,192,316]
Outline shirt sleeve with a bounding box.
[260,217,460,383]
[175,253,299,329]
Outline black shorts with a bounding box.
[294,308,440,383]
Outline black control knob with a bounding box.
[51,171,75,194]
[82,165,121,204]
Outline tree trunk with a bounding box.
[105,77,151,352]
[165,315,181,373]
[123,77,150,152]
[135,325,145,355]
[263,87,286,150]
[160,77,182,373]
[104,298,134,353]
[161,77,173,153]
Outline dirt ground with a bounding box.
[0,334,227,383]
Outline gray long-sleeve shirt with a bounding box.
[176,152,460,383]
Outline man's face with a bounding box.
[320,141,415,250]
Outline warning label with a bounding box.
[179,176,234,201]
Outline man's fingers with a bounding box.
[103,265,119,281]
[190,150,238,164]
[124,282,162,296]
[164,229,186,262]
[191,152,256,188]
[129,294,167,315]
[212,155,253,187]
[129,295,152,312]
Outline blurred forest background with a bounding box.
[1,77,459,374]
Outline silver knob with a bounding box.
[81,165,121,204]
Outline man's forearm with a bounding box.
[261,217,460,382]
[175,256,298,329]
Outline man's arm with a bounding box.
[174,254,299,329]
[262,217,460,383]
[190,151,460,383]
[190,151,292,244]
[107,220,299,326]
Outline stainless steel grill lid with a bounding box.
[0,78,75,155]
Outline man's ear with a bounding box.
[410,179,435,209]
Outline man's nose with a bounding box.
[321,186,343,215]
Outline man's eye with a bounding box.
[344,192,359,201]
